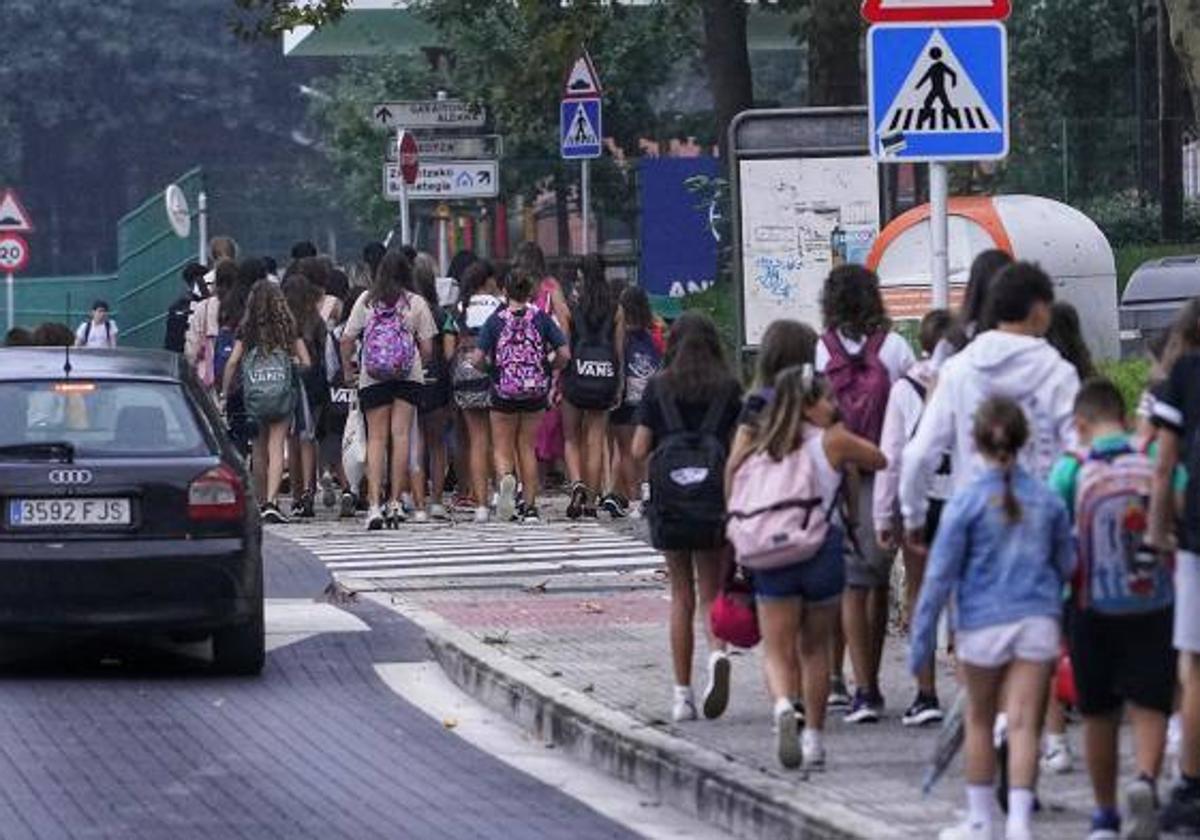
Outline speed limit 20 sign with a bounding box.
[0,234,29,274]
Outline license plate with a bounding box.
[8,498,132,528]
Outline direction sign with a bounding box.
[561,99,602,160]
[0,189,33,234]
[563,50,603,99]
[387,135,503,162]
[372,100,486,130]
[0,234,30,274]
[861,0,1010,22]
[868,22,1008,162]
[384,161,500,200]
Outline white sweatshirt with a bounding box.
[898,330,1080,531]
[873,358,948,534]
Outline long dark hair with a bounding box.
[461,260,498,302]
[1046,301,1095,381]
[820,265,890,340]
[372,250,414,307]
[660,312,738,402]
[213,259,243,329]
[514,242,547,279]
[620,285,653,331]
[576,254,614,331]
[282,272,324,345]
[413,253,442,318]
[973,396,1029,525]
[962,249,1014,335]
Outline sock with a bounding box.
[801,727,823,753]
[773,697,793,717]
[966,784,992,826]
[1044,732,1067,752]
[1008,787,1035,832]
[674,685,693,702]
[993,713,1008,748]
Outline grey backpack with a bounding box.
[242,348,295,423]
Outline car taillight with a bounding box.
[188,465,245,522]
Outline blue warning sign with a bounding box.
[561,98,602,160]
[868,22,1008,162]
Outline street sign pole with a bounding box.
[399,180,411,247]
[197,192,208,265]
[581,159,591,252]
[930,162,950,308]
[5,272,12,332]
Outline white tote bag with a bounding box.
[342,399,367,492]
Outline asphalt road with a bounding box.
[0,534,636,840]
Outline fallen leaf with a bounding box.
[443,717,458,729]
[524,579,549,594]
[481,632,510,646]
[579,601,605,614]
[581,683,595,693]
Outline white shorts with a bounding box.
[956,616,1060,669]
[1176,551,1200,654]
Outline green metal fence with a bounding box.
[114,168,205,348]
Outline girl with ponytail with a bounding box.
[909,397,1075,840]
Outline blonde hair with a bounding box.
[751,364,823,461]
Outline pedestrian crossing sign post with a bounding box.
[561,98,602,160]
[868,22,1008,162]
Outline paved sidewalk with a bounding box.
[282,504,1149,839]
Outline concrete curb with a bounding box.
[369,593,907,840]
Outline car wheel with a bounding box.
[212,605,265,676]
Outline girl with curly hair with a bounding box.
[221,279,312,522]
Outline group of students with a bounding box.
[635,255,1200,840]
[172,236,667,530]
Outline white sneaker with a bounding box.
[366,505,384,531]
[429,503,449,521]
[938,821,1001,840]
[412,510,430,524]
[774,700,801,769]
[1041,737,1074,774]
[1168,713,1183,781]
[473,506,490,524]
[801,728,826,770]
[701,651,731,720]
[1123,777,1159,840]
[1003,824,1032,840]
[671,689,697,723]
[497,474,517,522]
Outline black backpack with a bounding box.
[647,388,730,550]
[564,310,620,410]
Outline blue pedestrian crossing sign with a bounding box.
[561,98,602,160]
[868,22,1008,162]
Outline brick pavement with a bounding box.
[316,506,1158,839]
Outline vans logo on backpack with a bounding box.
[669,467,710,487]
[575,359,614,378]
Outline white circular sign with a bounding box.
[164,184,191,238]
[0,234,29,273]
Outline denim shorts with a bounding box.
[752,527,846,604]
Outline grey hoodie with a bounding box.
[899,330,1080,531]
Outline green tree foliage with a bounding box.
[230,0,350,40]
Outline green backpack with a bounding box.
[242,347,295,423]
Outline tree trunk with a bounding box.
[807,0,864,106]
[1160,0,1184,239]
[701,0,754,157]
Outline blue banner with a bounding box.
[638,158,720,298]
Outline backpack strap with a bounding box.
[699,384,733,435]
[863,330,887,359]
[821,331,849,365]
[902,374,927,402]
[658,387,687,435]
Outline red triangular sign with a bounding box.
[563,51,602,100]
[0,189,33,234]
[861,0,1010,22]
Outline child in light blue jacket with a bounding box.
[910,396,1074,840]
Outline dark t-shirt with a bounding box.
[1153,351,1200,552]
[636,376,743,447]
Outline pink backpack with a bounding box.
[726,444,830,570]
[493,308,550,401]
[822,330,891,444]
[362,296,417,381]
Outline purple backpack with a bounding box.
[493,308,550,401]
[363,296,417,382]
[822,330,890,444]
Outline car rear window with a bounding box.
[0,380,212,458]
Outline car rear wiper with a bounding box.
[0,442,76,463]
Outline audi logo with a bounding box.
[48,469,93,486]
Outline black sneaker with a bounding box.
[902,693,943,727]
[600,493,629,519]
[521,505,542,524]
[261,501,289,524]
[295,491,316,519]
[793,700,806,725]
[1163,781,1200,834]
[339,491,357,519]
[566,483,587,520]
[844,688,880,724]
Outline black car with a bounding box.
[0,348,264,674]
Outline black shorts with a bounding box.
[610,404,638,427]
[490,395,547,415]
[359,380,423,411]
[1068,608,1175,716]
[925,497,946,546]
